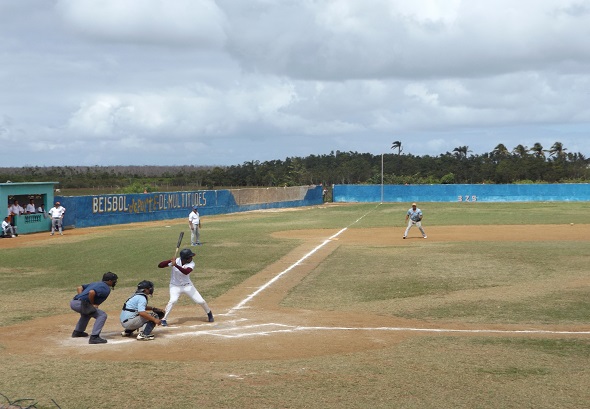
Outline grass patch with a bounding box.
[2,202,590,409]
[471,337,590,358]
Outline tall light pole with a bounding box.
[381,153,384,203]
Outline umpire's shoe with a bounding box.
[89,335,107,344]
[72,330,89,338]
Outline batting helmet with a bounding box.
[137,280,154,295]
[179,248,196,259]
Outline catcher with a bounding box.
[120,280,165,341]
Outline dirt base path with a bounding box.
[1,223,589,362]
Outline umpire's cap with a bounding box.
[180,248,196,259]
[102,272,118,283]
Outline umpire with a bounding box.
[70,272,118,344]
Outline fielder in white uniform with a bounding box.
[188,206,201,246]
[157,248,214,326]
[403,202,427,239]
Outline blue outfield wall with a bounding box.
[333,183,590,203]
[56,186,323,229]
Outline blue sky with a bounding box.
[1,0,589,167]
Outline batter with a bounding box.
[158,248,214,326]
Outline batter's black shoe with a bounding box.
[207,311,214,322]
[89,335,107,344]
[72,330,89,338]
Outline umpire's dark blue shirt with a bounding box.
[73,281,112,305]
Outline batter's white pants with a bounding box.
[163,284,211,320]
[404,220,426,238]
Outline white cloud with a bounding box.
[56,0,228,48]
[0,0,590,166]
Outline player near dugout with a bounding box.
[403,202,427,239]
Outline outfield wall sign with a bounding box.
[55,186,323,229]
[92,192,207,214]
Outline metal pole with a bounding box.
[381,153,384,203]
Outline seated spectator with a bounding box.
[37,203,48,217]
[2,216,17,237]
[8,200,24,217]
[26,199,37,214]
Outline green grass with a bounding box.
[1,202,590,408]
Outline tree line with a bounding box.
[1,141,588,192]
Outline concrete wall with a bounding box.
[333,183,590,203]
[56,185,323,229]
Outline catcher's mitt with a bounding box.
[152,307,165,319]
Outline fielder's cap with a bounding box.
[412,202,417,206]
[55,201,60,205]
[193,206,198,210]
[102,271,118,282]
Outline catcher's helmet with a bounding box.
[180,248,196,259]
[137,280,154,295]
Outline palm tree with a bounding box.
[530,142,546,159]
[391,141,403,155]
[452,145,471,159]
[512,144,529,158]
[549,141,567,159]
[491,143,509,157]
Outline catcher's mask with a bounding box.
[179,248,196,260]
[102,272,118,289]
[137,280,154,295]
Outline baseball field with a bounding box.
[1,202,589,408]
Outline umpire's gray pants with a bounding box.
[70,299,108,336]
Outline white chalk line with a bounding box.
[96,322,590,345]
[229,204,377,313]
[228,227,348,313]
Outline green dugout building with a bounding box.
[1,182,58,235]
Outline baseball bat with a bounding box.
[172,231,184,261]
